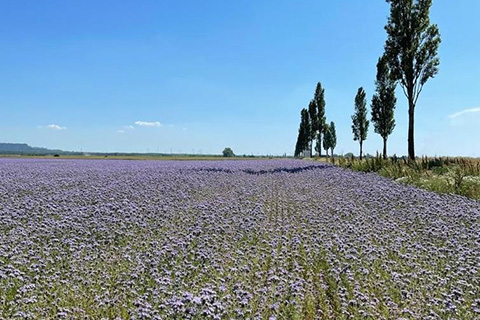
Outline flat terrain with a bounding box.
[0,154,260,161]
[1,159,479,319]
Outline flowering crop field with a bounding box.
[1,159,480,319]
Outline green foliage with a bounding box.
[308,100,317,145]
[314,132,322,154]
[329,121,337,156]
[322,123,331,156]
[314,82,327,147]
[336,155,480,200]
[384,0,441,159]
[222,147,235,157]
[371,55,396,159]
[351,87,369,159]
[294,108,311,157]
[294,128,303,158]
[321,121,337,157]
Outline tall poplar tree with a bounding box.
[308,100,317,152]
[313,82,326,156]
[352,87,369,160]
[371,55,397,159]
[384,0,441,160]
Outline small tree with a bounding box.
[329,121,337,156]
[384,0,441,160]
[222,147,235,157]
[352,87,369,160]
[371,55,396,159]
[314,82,327,156]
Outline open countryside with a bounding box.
[2,159,480,319]
[1,0,480,319]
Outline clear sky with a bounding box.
[0,0,479,156]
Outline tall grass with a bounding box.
[333,154,480,200]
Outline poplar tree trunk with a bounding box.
[383,136,388,160]
[408,89,415,160]
[318,133,322,157]
[359,141,363,160]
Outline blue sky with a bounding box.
[0,1,479,156]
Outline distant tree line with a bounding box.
[294,0,440,160]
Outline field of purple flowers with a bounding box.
[1,159,479,319]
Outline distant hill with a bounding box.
[0,143,219,157]
[0,143,67,155]
[0,142,275,158]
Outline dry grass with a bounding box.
[321,155,480,200]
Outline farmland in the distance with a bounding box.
[1,159,479,319]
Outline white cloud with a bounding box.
[135,121,161,127]
[117,130,125,134]
[448,107,480,119]
[40,124,67,130]
[124,125,135,130]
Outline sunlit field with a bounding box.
[334,156,480,200]
[1,159,479,319]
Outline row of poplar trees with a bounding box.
[294,82,337,158]
[353,0,440,160]
[351,54,396,160]
[297,0,441,160]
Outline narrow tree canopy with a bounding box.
[294,108,311,157]
[300,108,310,148]
[313,82,326,156]
[314,82,326,133]
[352,87,369,159]
[352,87,369,143]
[322,123,331,156]
[308,100,317,146]
[329,121,337,154]
[371,54,396,159]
